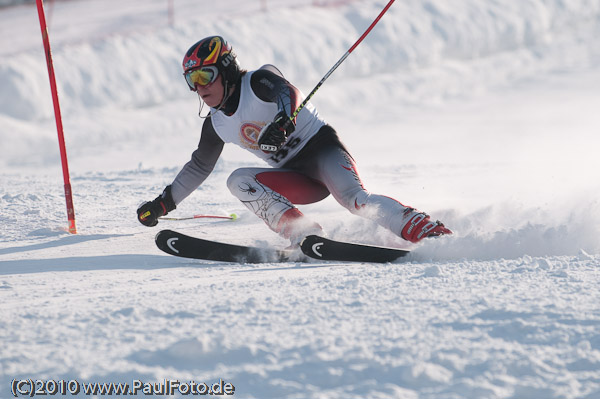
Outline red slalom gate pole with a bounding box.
[167,0,174,27]
[35,0,77,234]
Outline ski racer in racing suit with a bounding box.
[137,36,452,246]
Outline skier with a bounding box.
[137,36,452,246]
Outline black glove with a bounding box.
[137,186,176,227]
[257,111,295,152]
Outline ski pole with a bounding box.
[262,0,395,150]
[159,213,238,221]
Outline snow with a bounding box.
[1,0,600,398]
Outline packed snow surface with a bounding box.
[1,0,599,398]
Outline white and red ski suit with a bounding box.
[170,65,449,244]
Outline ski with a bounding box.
[156,230,410,264]
[300,235,409,263]
[155,230,300,263]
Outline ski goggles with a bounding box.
[184,66,219,90]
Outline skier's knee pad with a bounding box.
[227,168,261,200]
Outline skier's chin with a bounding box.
[202,95,221,108]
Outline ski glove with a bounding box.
[137,185,176,227]
[257,111,295,152]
